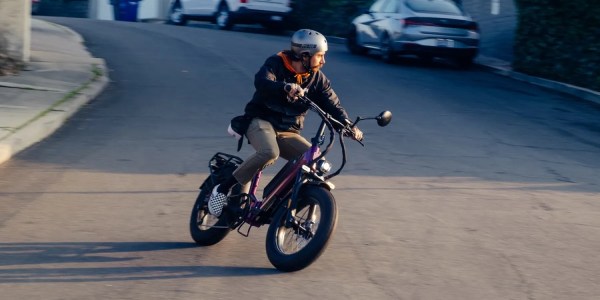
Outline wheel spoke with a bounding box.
[276,202,321,254]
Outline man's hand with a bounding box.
[351,126,363,141]
[344,125,363,141]
[284,83,305,101]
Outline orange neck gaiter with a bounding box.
[277,51,310,84]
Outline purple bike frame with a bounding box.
[243,141,322,226]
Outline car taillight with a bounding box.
[404,18,480,32]
[402,19,436,27]
[467,23,479,32]
[240,0,248,3]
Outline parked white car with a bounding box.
[348,0,480,68]
[167,0,292,30]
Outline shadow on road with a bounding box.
[0,242,277,283]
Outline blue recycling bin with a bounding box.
[111,0,140,22]
[119,0,140,22]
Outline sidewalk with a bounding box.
[0,20,599,166]
[0,18,109,165]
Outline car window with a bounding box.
[381,0,398,13]
[405,0,463,15]
[396,0,403,13]
[370,0,388,13]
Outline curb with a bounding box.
[0,20,110,166]
[44,19,85,44]
[477,64,600,107]
[0,61,109,165]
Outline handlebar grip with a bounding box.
[343,127,364,145]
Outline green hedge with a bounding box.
[513,0,600,91]
[288,0,373,37]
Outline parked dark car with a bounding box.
[347,0,480,68]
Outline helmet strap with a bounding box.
[301,53,312,72]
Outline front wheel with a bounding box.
[265,186,338,272]
[347,26,368,55]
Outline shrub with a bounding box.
[288,0,373,37]
[513,0,600,91]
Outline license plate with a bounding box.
[437,39,455,47]
[270,15,283,21]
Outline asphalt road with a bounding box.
[1,17,600,300]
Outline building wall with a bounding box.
[0,0,31,62]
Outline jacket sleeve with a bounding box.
[254,56,287,94]
[312,74,350,127]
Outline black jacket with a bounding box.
[244,52,349,133]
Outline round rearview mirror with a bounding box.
[377,111,392,127]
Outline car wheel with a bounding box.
[418,54,434,64]
[380,34,396,63]
[168,1,187,26]
[216,3,233,30]
[456,56,474,69]
[347,27,368,55]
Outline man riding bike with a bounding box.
[208,29,363,216]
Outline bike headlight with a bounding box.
[315,159,332,174]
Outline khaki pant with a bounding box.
[232,118,311,185]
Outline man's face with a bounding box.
[309,51,326,72]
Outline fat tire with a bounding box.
[456,56,474,69]
[215,3,233,30]
[265,186,337,272]
[189,177,232,246]
[347,27,368,55]
[380,34,396,64]
[167,1,187,26]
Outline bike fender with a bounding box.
[303,180,335,191]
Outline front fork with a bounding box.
[284,168,321,238]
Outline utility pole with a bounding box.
[0,0,31,67]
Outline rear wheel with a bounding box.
[265,186,337,272]
[189,178,235,246]
[456,56,474,69]
[380,34,396,63]
[167,1,187,26]
[418,54,434,64]
[215,3,233,30]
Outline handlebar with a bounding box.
[296,95,362,143]
[296,95,391,180]
[296,95,360,180]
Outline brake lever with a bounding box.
[342,128,365,147]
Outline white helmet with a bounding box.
[291,29,328,57]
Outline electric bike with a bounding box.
[189,95,392,271]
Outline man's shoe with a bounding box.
[207,184,227,217]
